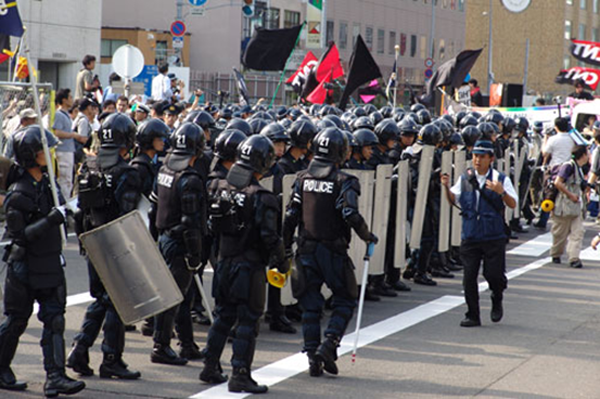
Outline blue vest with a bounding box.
[459,168,507,243]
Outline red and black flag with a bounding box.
[339,35,382,110]
[242,24,304,71]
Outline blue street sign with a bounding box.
[189,0,207,5]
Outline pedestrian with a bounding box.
[550,145,589,268]
[441,140,517,327]
[0,126,85,396]
[67,113,141,380]
[201,135,286,393]
[151,63,173,102]
[74,55,99,101]
[282,128,378,377]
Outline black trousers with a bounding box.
[460,238,507,320]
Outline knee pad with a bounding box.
[51,315,65,334]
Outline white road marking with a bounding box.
[507,232,553,257]
[190,256,553,399]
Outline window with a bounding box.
[579,23,586,39]
[326,20,334,45]
[410,34,417,57]
[565,20,572,39]
[439,39,446,60]
[264,8,280,29]
[420,35,427,59]
[353,23,361,47]
[365,26,373,50]
[581,0,586,9]
[389,31,396,55]
[155,40,168,64]
[284,10,300,29]
[101,39,127,58]
[339,22,348,49]
[377,29,385,54]
[564,55,571,69]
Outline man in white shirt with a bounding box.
[151,63,173,101]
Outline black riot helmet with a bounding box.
[312,127,348,164]
[502,116,516,135]
[369,111,384,127]
[170,122,206,156]
[100,112,137,150]
[13,126,44,168]
[398,118,420,136]
[410,103,426,113]
[459,115,479,129]
[478,122,498,141]
[288,119,318,149]
[249,118,269,136]
[260,122,290,143]
[417,123,442,146]
[136,118,170,151]
[190,110,216,131]
[374,118,400,145]
[352,116,374,131]
[514,116,530,133]
[225,118,252,136]
[214,129,247,161]
[353,128,379,148]
[461,126,482,147]
[416,109,432,125]
[237,135,276,175]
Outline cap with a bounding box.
[472,140,495,155]
[19,108,38,120]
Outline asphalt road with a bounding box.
[4,222,600,399]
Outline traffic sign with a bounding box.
[189,0,207,5]
[170,20,186,37]
[425,58,434,68]
[424,68,434,79]
[172,36,184,49]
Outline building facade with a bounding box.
[466,0,600,98]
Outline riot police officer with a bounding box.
[201,135,286,393]
[67,113,141,380]
[278,120,317,175]
[0,126,86,396]
[149,122,208,365]
[283,128,378,377]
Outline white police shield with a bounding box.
[79,211,184,325]
[369,164,393,275]
[451,150,466,247]
[438,151,453,252]
[394,160,409,268]
[410,145,435,250]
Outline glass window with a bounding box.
[377,29,385,54]
[579,23,586,39]
[410,34,417,57]
[339,22,348,49]
[326,20,334,45]
[365,26,373,50]
[420,35,427,59]
[565,20,572,39]
[389,31,396,55]
[581,0,586,9]
[353,23,361,47]
[284,10,300,29]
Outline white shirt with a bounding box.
[543,132,575,167]
[151,73,173,101]
[450,168,518,209]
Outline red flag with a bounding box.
[286,51,318,84]
[307,69,334,104]
[315,43,344,82]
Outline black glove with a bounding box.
[368,233,379,245]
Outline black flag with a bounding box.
[420,48,483,106]
[242,24,303,71]
[339,35,382,110]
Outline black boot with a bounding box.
[228,367,268,394]
[307,351,323,377]
[43,371,85,398]
[0,367,27,391]
[66,343,94,376]
[99,354,141,379]
[179,342,205,361]
[269,315,297,334]
[491,292,504,323]
[315,336,339,375]
[151,343,188,366]
[199,358,228,384]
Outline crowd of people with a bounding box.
[0,56,599,397]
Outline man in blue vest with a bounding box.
[441,140,517,327]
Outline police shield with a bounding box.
[79,211,184,325]
[369,164,393,275]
